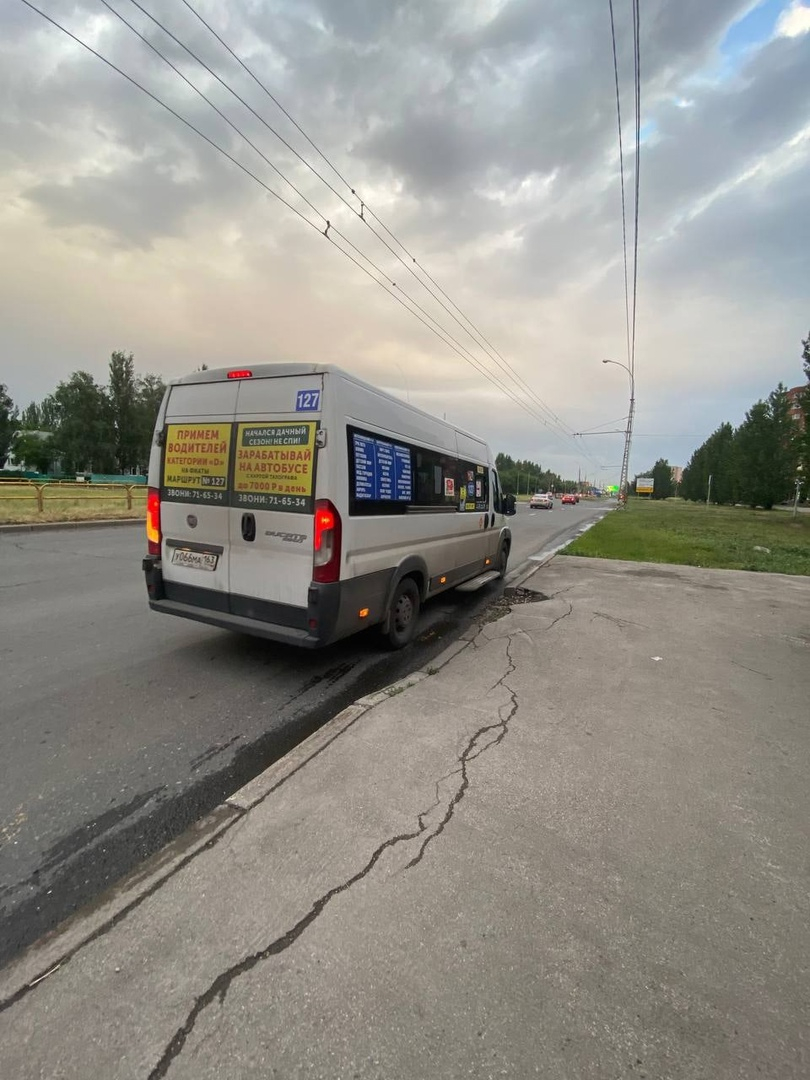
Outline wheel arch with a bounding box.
[381,556,429,632]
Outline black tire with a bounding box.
[385,577,420,649]
[497,543,509,580]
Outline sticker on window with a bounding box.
[353,433,412,501]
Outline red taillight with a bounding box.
[313,499,342,583]
[146,487,161,556]
[227,369,253,379]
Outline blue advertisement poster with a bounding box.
[353,433,412,501]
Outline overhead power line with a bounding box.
[107,3,589,446]
[20,0,601,466]
[176,0,583,442]
[20,0,577,444]
[111,0,582,448]
[605,0,641,504]
[630,0,641,375]
[607,0,631,372]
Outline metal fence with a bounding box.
[0,481,148,514]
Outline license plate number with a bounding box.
[171,549,218,572]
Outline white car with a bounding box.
[529,492,553,510]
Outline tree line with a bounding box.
[495,453,577,495]
[680,333,809,509]
[0,353,165,476]
[628,334,808,506]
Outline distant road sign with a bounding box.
[636,477,654,494]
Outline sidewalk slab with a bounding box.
[1,557,808,1079]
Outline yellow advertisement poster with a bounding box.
[162,423,231,504]
[233,422,318,513]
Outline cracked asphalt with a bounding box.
[0,503,603,968]
[2,555,808,1080]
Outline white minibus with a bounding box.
[143,364,516,648]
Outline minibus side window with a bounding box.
[491,469,502,513]
[414,449,458,507]
[347,425,489,517]
[347,426,412,517]
[456,461,489,512]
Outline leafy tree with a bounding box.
[650,458,675,499]
[51,371,116,474]
[134,373,167,471]
[9,430,54,473]
[20,402,42,430]
[681,423,736,504]
[39,396,60,430]
[0,383,18,467]
[108,351,140,472]
[735,385,796,509]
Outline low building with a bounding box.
[1,430,57,473]
[785,385,807,432]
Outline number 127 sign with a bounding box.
[295,389,321,411]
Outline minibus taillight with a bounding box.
[313,500,341,583]
[146,487,161,556]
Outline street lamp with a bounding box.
[602,359,635,507]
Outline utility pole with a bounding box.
[603,361,635,508]
[706,473,713,508]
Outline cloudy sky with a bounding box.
[1,0,809,485]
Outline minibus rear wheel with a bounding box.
[497,543,509,579]
[385,577,421,649]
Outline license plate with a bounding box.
[171,548,218,572]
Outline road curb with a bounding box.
[225,521,609,815]
[0,521,579,984]
[0,630,479,994]
[0,805,239,1010]
[0,518,143,536]
[225,639,474,813]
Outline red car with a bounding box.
[561,493,577,505]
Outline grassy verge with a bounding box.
[0,484,146,525]
[562,499,810,576]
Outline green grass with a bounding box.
[562,499,810,576]
[0,483,146,525]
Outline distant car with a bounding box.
[529,492,553,510]
[561,493,576,505]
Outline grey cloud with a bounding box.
[311,0,411,45]
[645,153,810,301]
[3,0,775,260]
[27,155,207,245]
[643,32,810,225]
[641,0,750,76]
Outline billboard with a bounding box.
[636,477,654,494]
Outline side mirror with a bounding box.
[502,493,517,516]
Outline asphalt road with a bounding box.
[0,499,606,966]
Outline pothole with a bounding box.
[509,588,550,604]
[480,587,549,624]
